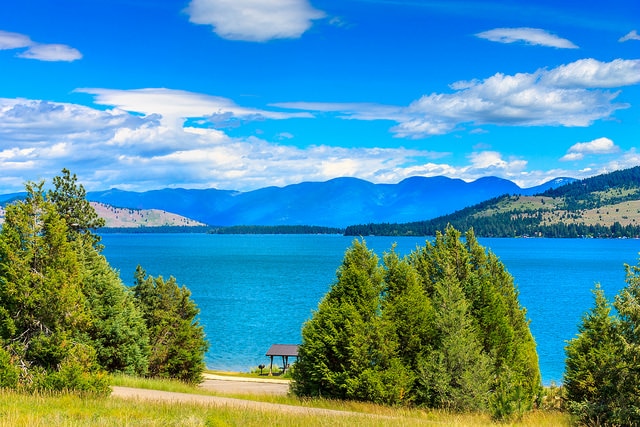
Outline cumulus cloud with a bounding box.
[541,58,640,88]
[185,0,325,42]
[276,58,640,138]
[1,93,637,192]
[0,96,444,192]
[476,27,578,49]
[560,137,620,161]
[0,30,81,62]
[619,30,640,42]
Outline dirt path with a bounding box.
[111,386,360,417]
[199,373,290,395]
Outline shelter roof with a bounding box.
[266,344,299,357]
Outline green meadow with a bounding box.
[0,376,571,426]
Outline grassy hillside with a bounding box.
[90,202,206,228]
[345,166,640,238]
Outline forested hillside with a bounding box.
[345,166,640,238]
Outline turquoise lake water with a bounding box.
[100,234,640,384]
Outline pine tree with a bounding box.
[292,239,389,401]
[465,230,541,417]
[293,227,541,415]
[0,182,106,392]
[564,285,626,425]
[133,266,208,384]
[417,260,493,411]
[47,168,105,247]
[77,242,150,375]
[44,169,150,375]
[564,258,640,425]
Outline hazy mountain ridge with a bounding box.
[0,175,575,229]
[85,175,572,228]
[344,167,640,237]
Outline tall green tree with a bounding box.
[565,256,640,425]
[379,248,435,404]
[133,266,208,384]
[417,259,493,411]
[465,231,541,417]
[47,168,105,247]
[564,285,625,425]
[292,239,393,401]
[293,226,541,417]
[612,260,640,422]
[0,182,106,392]
[77,242,150,375]
[411,226,540,416]
[47,169,150,376]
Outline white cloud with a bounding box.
[0,87,637,193]
[560,137,620,161]
[619,30,640,42]
[77,88,312,129]
[17,43,82,62]
[0,30,32,49]
[276,58,640,138]
[0,30,82,62]
[185,0,325,42]
[542,58,640,88]
[476,27,578,49]
[0,96,442,192]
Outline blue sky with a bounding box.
[0,0,639,192]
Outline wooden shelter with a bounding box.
[266,344,299,375]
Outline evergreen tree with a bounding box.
[47,169,150,376]
[411,226,540,416]
[77,242,150,375]
[611,260,640,423]
[564,285,627,425]
[417,260,493,411]
[292,239,391,401]
[0,182,106,393]
[465,230,541,417]
[133,266,208,384]
[379,248,435,403]
[565,257,640,425]
[293,227,540,416]
[47,168,105,247]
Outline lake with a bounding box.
[100,233,640,385]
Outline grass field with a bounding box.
[0,375,572,426]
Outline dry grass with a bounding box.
[0,376,572,426]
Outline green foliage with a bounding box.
[293,226,541,417]
[0,182,89,357]
[78,242,150,375]
[0,347,19,389]
[0,169,204,394]
[32,343,110,396]
[47,168,105,247]
[133,266,209,384]
[292,240,386,400]
[0,181,112,395]
[565,259,640,425]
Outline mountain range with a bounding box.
[344,166,640,238]
[81,176,574,228]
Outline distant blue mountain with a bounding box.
[85,176,574,228]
